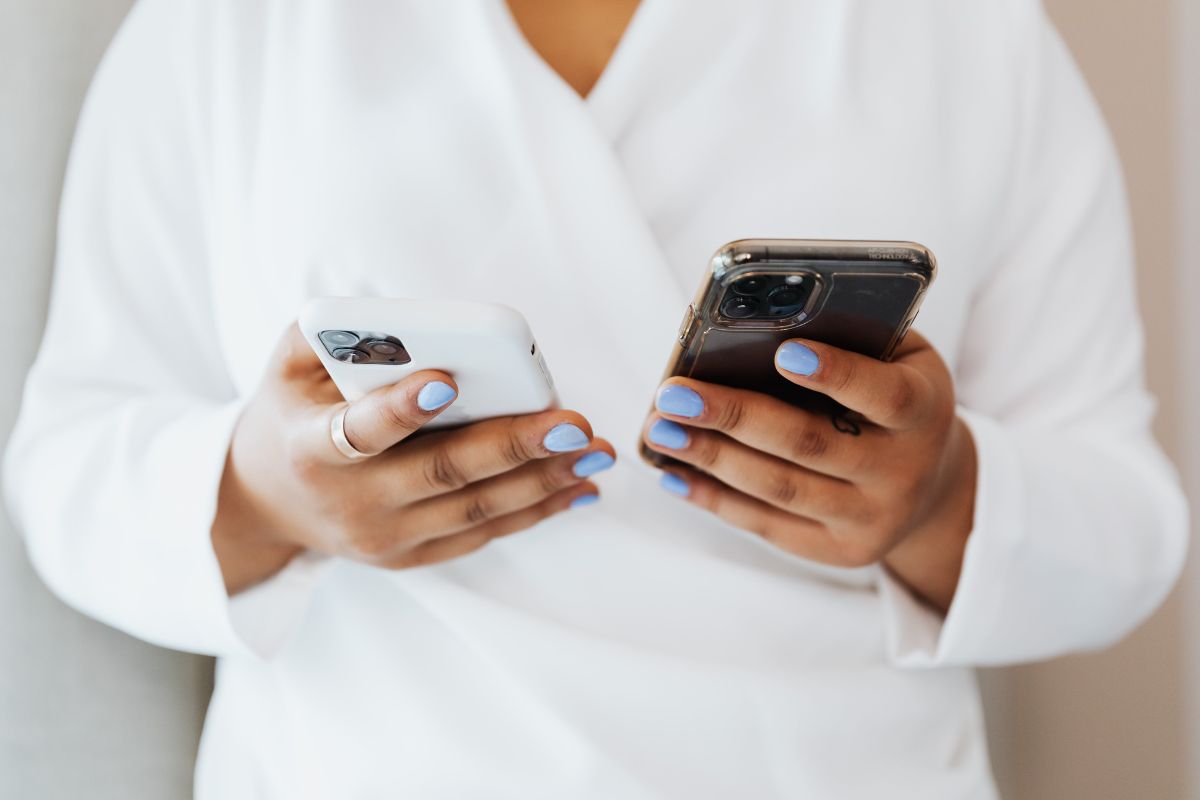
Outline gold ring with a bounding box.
[330,404,372,461]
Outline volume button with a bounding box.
[677,305,697,344]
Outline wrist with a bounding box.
[212,451,305,595]
[882,417,977,613]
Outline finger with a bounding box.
[376,409,596,500]
[275,322,328,379]
[394,442,616,540]
[273,323,344,405]
[324,369,459,460]
[656,467,855,565]
[650,380,872,479]
[381,482,599,569]
[642,418,863,523]
[773,337,936,430]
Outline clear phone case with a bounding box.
[644,239,936,467]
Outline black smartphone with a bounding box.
[642,238,936,468]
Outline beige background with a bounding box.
[0,1,1195,797]
[983,1,1199,798]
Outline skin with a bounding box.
[213,0,643,594]
[215,1,976,612]
[642,332,976,613]
[505,0,642,97]
[212,326,613,594]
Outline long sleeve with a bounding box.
[1,0,307,658]
[881,1,1189,667]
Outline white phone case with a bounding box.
[299,297,557,429]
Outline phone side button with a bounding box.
[677,305,697,345]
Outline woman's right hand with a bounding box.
[212,325,614,594]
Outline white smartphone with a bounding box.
[299,297,557,429]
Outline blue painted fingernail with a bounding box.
[660,473,690,497]
[544,423,590,452]
[656,385,704,418]
[570,493,600,509]
[573,450,615,478]
[417,381,457,411]
[777,342,819,376]
[648,419,689,450]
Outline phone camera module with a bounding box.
[320,330,359,349]
[732,276,766,295]
[332,347,370,364]
[721,295,760,319]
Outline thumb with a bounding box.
[273,323,458,462]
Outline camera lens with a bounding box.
[767,284,805,316]
[320,330,359,348]
[332,347,369,364]
[722,295,759,319]
[768,286,801,306]
[365,339,401,356]
[732,276,766,294]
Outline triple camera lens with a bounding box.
[319,330,412,365]
[720,273,812,321]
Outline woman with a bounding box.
[4,0,1187,797]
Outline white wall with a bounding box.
[0,2,211,798]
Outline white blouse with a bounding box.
[4,1,1188,797]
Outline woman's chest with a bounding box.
[207,1,1017,403]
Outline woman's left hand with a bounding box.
[642,331,977,613]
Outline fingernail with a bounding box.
[572,450,615,478]
[660,473,690,497]
[656,385,704,418]
[417,381,457,411]
[777,342,819,376]
[544,423,590,453]
[648,419,689,450]
[570,493,600,509]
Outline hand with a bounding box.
[641,331,976,612]
[213,325,613,594]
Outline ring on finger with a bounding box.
[330,403,373,461]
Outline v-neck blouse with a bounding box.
[5,1,1186,798]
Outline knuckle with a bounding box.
[714,396,746,433]
[538,464,567,495]
[423,447,468,492]
[829,359,857,394]
[501,430,534,468]
[787,425,829,462]
[375,396,414,435]
[885,380,920,422]
[462,494,493,526]
[766,471,800,508]
[691,435,723,471]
